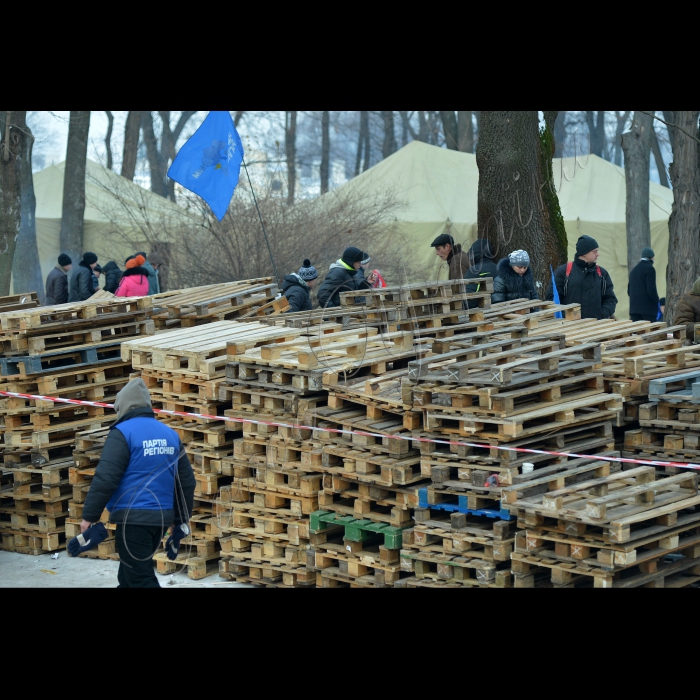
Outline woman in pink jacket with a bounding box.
[115,255,151,297]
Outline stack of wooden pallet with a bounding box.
[623,369,700,473]
[0,297,154,555]
[149,278,288,330]
[0,292,40,314]
[504,459,700,588]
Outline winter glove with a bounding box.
[165,523,190,561]
[67,522,108,557]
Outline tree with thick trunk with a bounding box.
[476,111,568,291]
[585,110,607,158]
[457,111,474,152]
[285,110,297,204]
[0,111,24,295]
[553,111,567,157]
[665,111,700,325]
[320,110,330,194]
[59,110,91,266]
[621,111,653,273]
[650,125,669,187]
[104,111,114,170]
[11,114,43,302]
[612,111,631,166]
[440,111,459,150]
[142,111,168,197]
[121,110,141,181]
[381,111,397,159]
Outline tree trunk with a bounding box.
[142,111,168,197]
[320,110,330,194]
[121,110,141,181]
[59,110,91,265]
[381,111,397,159]
[285,110,297,204]
[234,111,245,127]
[585,110,607,158]
[440,111,459,150]
[11,114,43,302]
[457,111,474,152]
[663,111,676,153]
[362,111,370,171]
[104,111,114,170]
[621,111,654,275]
[650,125,669,187]
[418,111,430,143]
[613,111,630,167]
[0,111,23,296]
[666,111,700,325]
[354,111,364,177]
[476,111,568,291]
[553,111,567,157]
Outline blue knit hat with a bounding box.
[298,259,318,281]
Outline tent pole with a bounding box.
[242,160,281,290]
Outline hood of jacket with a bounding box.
[283,273,308,291]
[329,259,354,272]
[78,260,92,271]
[497,256,535,284]
[54,264,68,275]
[446,243,463,262]
[468,239,493,265]
[113,378,152,422]
[102,261,120,273]
[121,266,150,278]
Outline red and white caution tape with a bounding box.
[2,389,699,471]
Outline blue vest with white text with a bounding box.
[106,417,181,515]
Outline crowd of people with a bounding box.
[45,251,164,303]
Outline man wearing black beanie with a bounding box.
[316,247,375,308]
[45,254,73,305]
[68,252,99,302]
[546,235,617,320]
[628,247,659,322]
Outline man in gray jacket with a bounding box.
[45,254,72,305]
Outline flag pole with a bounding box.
[242,159,281,290]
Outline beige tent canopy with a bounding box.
[25,158,194,289]
[323,141,673,320]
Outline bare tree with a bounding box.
[121,110,141,181]
[381,111,397,159]
[476,111,568,290]
[320,110,330,194]
[0,111,26,295]
[553,111,567,157]
[650,124,669,187]
[663,111,676,152]
[59,110,91,265]
[11,114,43,302]
[440,111,459,150]
[104,111,114,171]
[666,111,700,325]
[142,111,168,198]
[585,111,607,158]
[234,111,245,127]
[457,111,474,153]
[621,111,654,274]
[158,110,197,201]
[285,110,297,204]
[612,111,631,166]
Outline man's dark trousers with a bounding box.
[115,523,165,588]
[630,314,657,322]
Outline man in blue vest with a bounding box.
[80,378,195,588]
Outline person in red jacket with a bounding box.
[115,254,151,297]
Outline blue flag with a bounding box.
[167,111,244,221]
[550,264,563,319]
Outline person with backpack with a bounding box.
[492,249,539,307]
[316,247,375,308]
[628,247,659,322]
[546,235,617,320]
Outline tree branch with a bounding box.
[640,110,700,146]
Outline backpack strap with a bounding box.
[565,262,573,277]
[563,262,573,298]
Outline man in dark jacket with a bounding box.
[431,233,470,280]
[68,252,99,302]
[137,251,161,295]
[45,254,72,305]
[628,247,659,322]
[283,259,318,313]
[101,261,122,294]
[546,235,617,320]
[317,247,373,308]
[463,239,498,308]
[80,378,195,588]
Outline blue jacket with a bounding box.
[82,408,195,526]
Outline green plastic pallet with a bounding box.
[310,510,408,549]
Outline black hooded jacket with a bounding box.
[81,407,195,527]
[463,239,499,307]
[282,274,313,313]
[102,261,123,294]
[316,260,371,308]
[68,260,95,302]
[547,258,617,320]
[492,257,539,306]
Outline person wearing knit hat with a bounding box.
[68,252,100,302]
[316,247,374,308]
[547,235,617,320]
[115,254,151,297]
[675,281,700,340]
[492,249,539,308]
[79,377,195,587]
[628,247,659,322]
[282,259,319,313]
[45,254,73,305]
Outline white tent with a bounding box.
[324,141,673,319]
[27,158,194,287]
